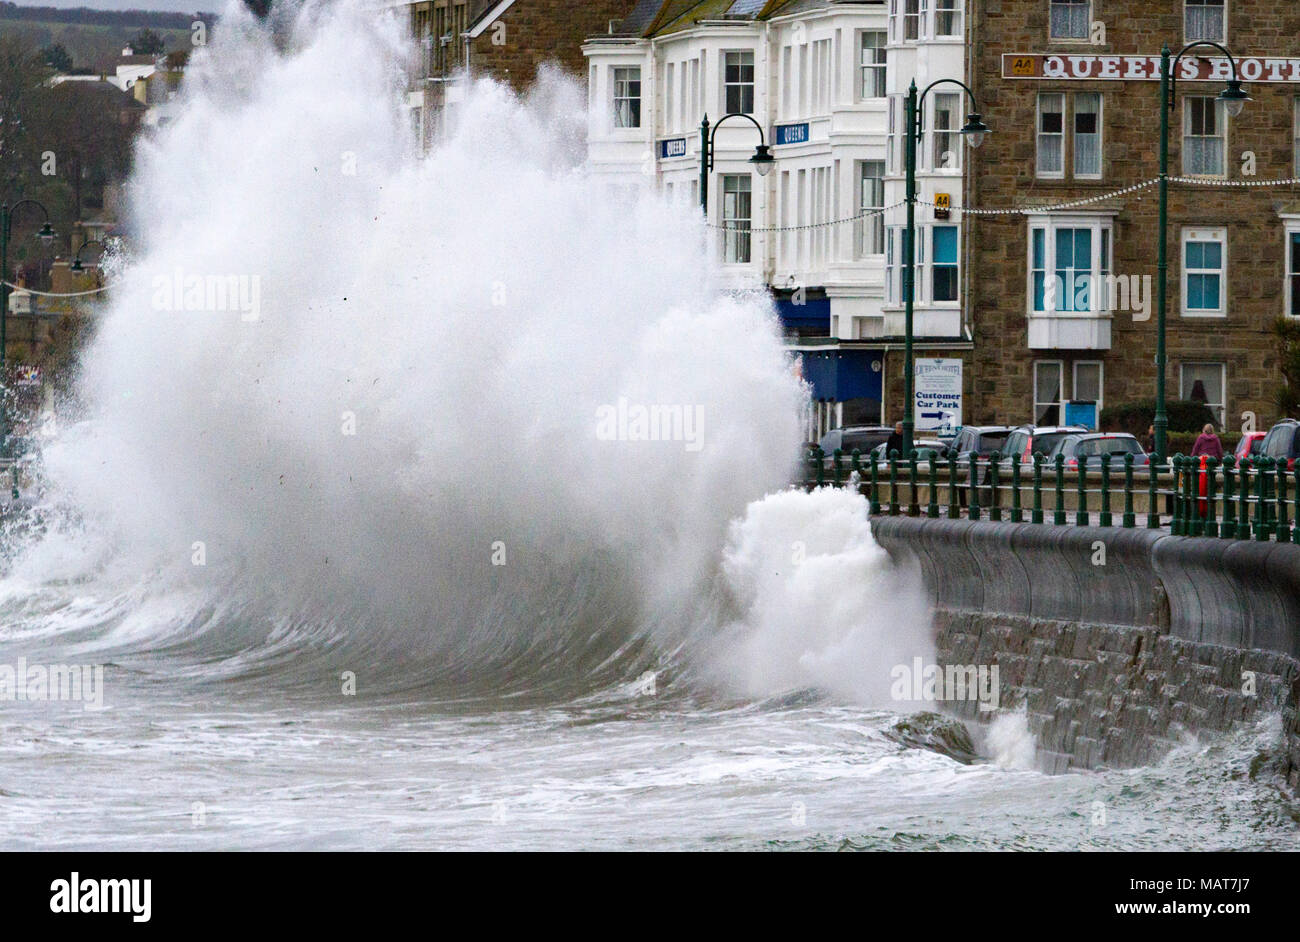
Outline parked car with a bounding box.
[950,425,1013,464]
[999,424,1090,467]
[1258,419,1300,469]
[816,426,894,467]
[1234,431,1266,461]
[868,438,949,462]
[1046,433,1150,468]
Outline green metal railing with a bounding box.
[804,446,1300,541]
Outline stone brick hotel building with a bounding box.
[956,0,1300,431]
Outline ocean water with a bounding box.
[1,0,1296,852]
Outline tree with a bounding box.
[0,35,51,195]
[128,28,165,56]
[40,43,73,74]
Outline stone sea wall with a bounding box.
[870,517,1300,785]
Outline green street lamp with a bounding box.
[69,239,108,275]
[1153,42,1250,462]
[902,79,989,456]
[698,113,775,215]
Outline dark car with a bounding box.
[817,426,893,466]
[950,425,1013,462]
[1258,419,1300,469]
[1046,433,1150,468]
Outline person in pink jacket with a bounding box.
[1190,424,1224,459]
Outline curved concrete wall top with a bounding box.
[870,515,1300,659]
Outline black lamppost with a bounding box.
[69,239,108,276]
[1152,42,1249,462]
[901,80,989,456]
[698,113,775,215]
[0,201,55,373]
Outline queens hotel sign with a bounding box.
[1003,54,1300,83]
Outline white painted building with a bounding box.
[584,0,976,439]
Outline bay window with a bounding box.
[721,175,752,264]
[613,66,641,129]
[1029,217,1114,314]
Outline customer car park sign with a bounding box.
[915,358,962,432]
[1003,54,1300,82]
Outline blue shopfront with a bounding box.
[794,347,885,436]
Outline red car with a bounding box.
[1234,431,1265,461]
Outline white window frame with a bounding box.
[932,92,961,172]
[1294,97,1300,178]
[934,0,962,37]
[721,173,752,265]
[1183,96,1227,178]
[859,30,887,100]
[1180,226,1227,317]
[612,66,641,130]
[857,160,886,258]
[723,50,755,115]
[1027,215,1114,315]
[1179,362,1227,426]
[1033,360,1066,426]
[932,225,960,303]
[1285,221,1300,319]
[1073,360,1104,414]
[903,0,924,42]
[1049,0,1091,41]
[1184,0,1226,44]
[1073,91,1102,179]
[1037,93,1065,178]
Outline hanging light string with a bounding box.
[12,176,1300,295]
[2,281,112,298]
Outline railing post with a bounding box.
[1146,455,1161,529]
[850,448,862,480]
[1254,456,1271,541]
[1011,457,1024,523]
[947,451,959,519]
[888,449,900,516]
[869,454,881,515]
[927,453,939,518]
[1075,458,1089,527]
[1293,464,1300,544]
[1122,453,1136,529]
[1171,456,1185,536]
[1099,453,1113,527]
[1236,456,1252,541]
[1054,454,1066,526]
[908,450,921,517]
[989,451,1002,522]
[1204,457,1219,539]
[813,445,825,488]
[832,448,844,487]
[1032,453,1044,525]
[968,455,981,521]
[1222,456,1237,538]
[1276,458,1290,543]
